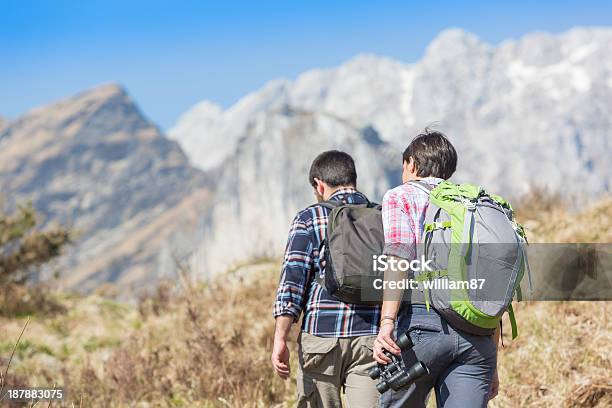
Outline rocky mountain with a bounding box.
[0,84,210,292]
[170,27,612,277]
[171,27,612,197]
[188,107,399,274]
[3,27,611,290]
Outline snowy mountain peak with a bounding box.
[171,26,612,277]
[172,100,223,131]
[171,27,611,197]
[426,28,488,57]
[341,53,403,70]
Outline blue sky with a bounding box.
[1,1,611,129]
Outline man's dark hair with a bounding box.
[309,150,357,188]
[403,128,457,179]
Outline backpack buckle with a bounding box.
[461,198,477,211]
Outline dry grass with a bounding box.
[515,188,612,243]
[1,263,298,407]
[491,301,611,408]
[0,193,610,407]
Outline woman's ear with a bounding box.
[402,160,410,183]
[407,157,421,177]
[407,157,416,174]
[402,157,417,183]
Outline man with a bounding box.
[373,130,501,408]
[272,150,381,408]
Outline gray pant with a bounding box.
[297,332,379,408]
[379,306,497,408]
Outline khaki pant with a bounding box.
[296,332,379,408]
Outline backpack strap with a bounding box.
[316,200,346,288]
[315,238,328,287]
[507,304,518,339]
[320,195,377,210]
[319,200,342,210]
[409,180,434,194]
[415,270,449,312]
[520,239,534,292]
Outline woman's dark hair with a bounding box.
[403,128,457,179]
[309,150,357,188]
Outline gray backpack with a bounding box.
[318,199,384,305]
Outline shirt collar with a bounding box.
[419,177,444,185]
[328,187,359,201]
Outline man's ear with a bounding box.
[313,178,326,197]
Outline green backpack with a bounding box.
[412,180,532,339]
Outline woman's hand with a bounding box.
[373,323,401,364]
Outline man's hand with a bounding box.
[271,337,291,379]
[272,315,293,379]
[489,369,499,400]
[373,323,401,364]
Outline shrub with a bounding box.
[0,202,71,317]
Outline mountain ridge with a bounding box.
[187,105,399,274]
[0,83,210,293]
[3,27,612,290]
[170,26,612,198]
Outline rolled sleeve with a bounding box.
[273,213,313,321]
[382,189,417,260]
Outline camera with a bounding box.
[368,332,429,394]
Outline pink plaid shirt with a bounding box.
[382,177,444,260]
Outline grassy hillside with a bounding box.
[1,195,611,407]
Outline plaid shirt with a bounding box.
[273,188,381,337]
[382,178,444,259]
